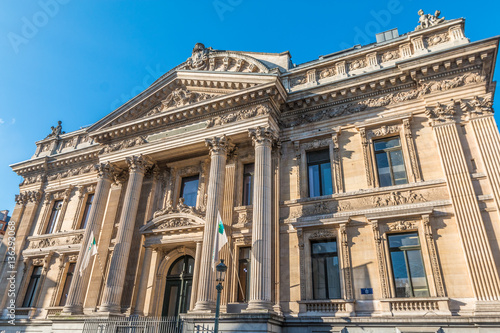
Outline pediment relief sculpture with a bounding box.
[182,43,268,73]
[152,197,204,220]
[146,88,219,117]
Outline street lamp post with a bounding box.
[214,259,227,333]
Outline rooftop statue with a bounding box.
[185,43,211,70]
[45,120,65,139]
[415,9,446,31]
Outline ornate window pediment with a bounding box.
[140,212,205,234]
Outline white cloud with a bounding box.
[0,118,5,124]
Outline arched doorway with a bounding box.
[162,255,195,317]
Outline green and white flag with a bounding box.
[212,211,228,270]
[79,231,98,277]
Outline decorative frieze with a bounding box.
[99,136,147,154]
[387,220,417,231]
[206,105,271,128]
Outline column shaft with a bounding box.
[133,246,153,315]
[192,136,230,312]
[247,127,275,311]
[62,163,114,315]
[99,155,151,314]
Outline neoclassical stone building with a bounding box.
[2,10,500,333]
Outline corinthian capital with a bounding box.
[126,155,154,174]
[94,162,116,180]
[248,126,278,146]
[205,135,233,155]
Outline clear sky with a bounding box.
[0,0,499,214]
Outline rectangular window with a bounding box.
[242,163,254,206]
[374,136,408,187]
[307,149,333,197]
[311,240,341,299]
[388,232,429,298]
[80,194,94,229]
[180,175,199,207]
[237,247,251,302]
[22,266,43,307]
[45,200,63,234]
[58,263,75,306]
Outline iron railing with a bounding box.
[82,316,183,333]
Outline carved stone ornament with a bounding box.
[373,191,426,207]
[99,136,147,154]
[248,126,277,146]
[319,67,335,79]
[32,258,45,266]
[425,101,458,123]
[205,135,233,155]
[460,96,494,116]
[283,71,484,128]
[29,238,55,249]
[310,229,336,240]
[20,173,46,186]
[152,197,204,219]
[71,233,84,244]
[206,104,271,128]
[126,154,154,173]
[16,190,43,205]
[369,125,400,138]
[302,201,334,217]
[68,255,78,262]
[94,162,118,180]
[388,220,417,231]
[426,32,450,47]
[290,75,307,88]
[415,9,446,31]
[185,43,210,70]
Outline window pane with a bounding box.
[374,137,401,151]
[312,241,337,254]
[307,149,330,164]
[326,256,341,299]
[320,163,333,196]
[59,263,75,306]
[180,176,199,207]
[389,150,408,185]
[312,256,327,299]
[390,251,411,297]
[22,266,43,307]
[167,285,179,317]
[308,164,321,197]
[389,233,419,248]
[375,153,392,187]
[242,163,254,206]
[407,250,429,297]
[81,194,94,229]
[46,200,63,234]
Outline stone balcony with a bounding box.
[298,299,355,316]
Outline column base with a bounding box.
[190,300,215,313]
[244,300,273,313]
[61,304,84,315]
[98,303,122,315]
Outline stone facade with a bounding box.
[1,11,500,333]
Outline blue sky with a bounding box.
[0,0,499,213]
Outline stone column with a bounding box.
[132,246,153,315]
[192,136,231,312]
[99,155,153,314]
[247,126,277,312]
[62,163,115,315]
[190,241,203,311]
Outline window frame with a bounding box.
[306,149,334,198]
[241,163,255,206]
[387,231,430,298]
[179,175,200,207]
[310,239,341,300]
[22,266,43,308]
[79,193,95,230]
[58,262,76,306]
[45,200,63,234]
[373,136,408,187]
[236,246,251,303]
